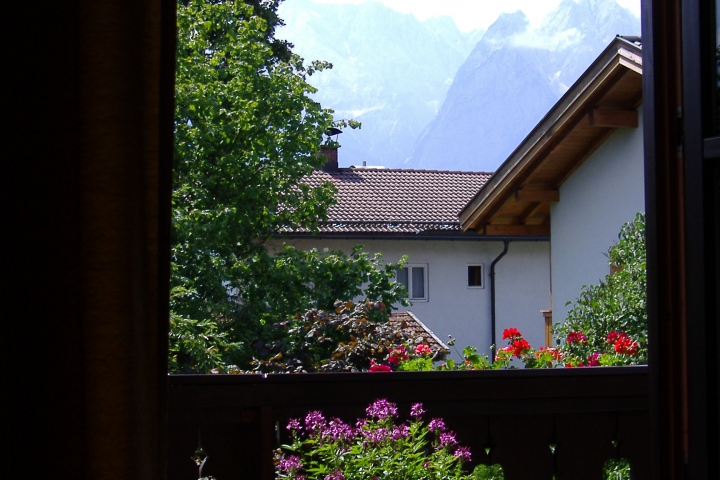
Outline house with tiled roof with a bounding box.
[275,147,552,359]
[279,36,645,358]
[460,36,645,345]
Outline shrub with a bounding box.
[554,213,647,365]
[249,301,412,373]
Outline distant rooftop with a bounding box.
[299,168,492,235]
[388,311,449,359]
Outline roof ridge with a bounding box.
[326,168,494,175]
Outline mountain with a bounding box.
[407,0,641,171]
[277,0,482,167]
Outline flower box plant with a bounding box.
[275,399,476,480]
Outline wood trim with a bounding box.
[521,203,546,224]
[589,108,639,128]
[515,189,560,202]
[554,128,616,186]
[704,137,720,159]
[485,225,551,236]
[460,47,641,231]
[644,0,688,477]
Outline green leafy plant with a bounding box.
[603,458,631,480]
[276,399,475,480]
[554,213,647,365]
[472,464,505,480]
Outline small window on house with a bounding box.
[397,264,428,301]
[468,265,484,287]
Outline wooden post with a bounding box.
[541,310,553,347]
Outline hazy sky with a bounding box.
[305,0,641,32]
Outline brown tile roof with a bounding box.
[389,311,449,359]
[302,168,492,234]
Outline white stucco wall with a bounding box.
[550,108,645,324]
[274,237,550,360]
[494,241,552,351]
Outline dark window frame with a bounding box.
[467,264,484,288]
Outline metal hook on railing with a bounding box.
[192,428,209,479]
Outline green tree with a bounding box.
[554,213,647,365]
[173,0,335,315]
[170,1,402,373]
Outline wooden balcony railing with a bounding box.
[168,367,649,480]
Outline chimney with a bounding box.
[320,145,339,172]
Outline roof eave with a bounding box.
[459,37,643,232]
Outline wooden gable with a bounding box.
[459,38,643,236]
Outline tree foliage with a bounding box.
[170,1,401,373]
[173,0,336,320]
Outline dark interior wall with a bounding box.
[4,0,717,479]
[6,1,174,478]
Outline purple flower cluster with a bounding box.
[305,411,326,434]
[278,455,302,472]
[391,424,410,441]
[365,399,398,420]
[276,400,475,479]
[321,418,353,442]
[362,427,390,444]
[428,418,446,433]
[287,418,301,432]
[438,431,458,449]
[454,446,472,462]
[324,470,345,480]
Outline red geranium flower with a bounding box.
[567,331,588,345]
[613,333,639,355]
[511,338,531,356]
[502,328,522,340]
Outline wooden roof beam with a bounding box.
[485,225,550,236]
[588,108,638,128]
[515,188,560,203]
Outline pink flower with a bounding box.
[387,346,409,365]
[368,360,392,372]
[567,331,588,345]
[415,344,433,357]
[587,352,601,367]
